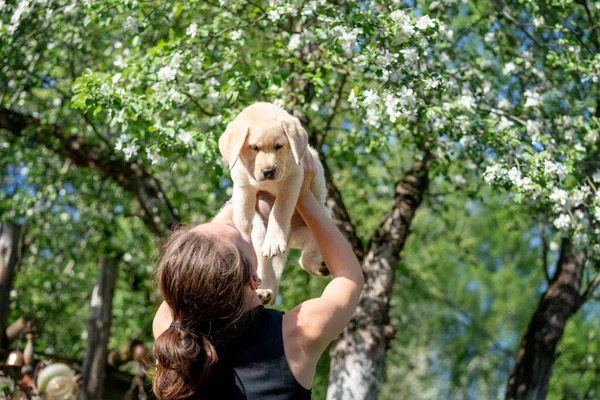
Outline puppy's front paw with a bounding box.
[257,289,274,305]
[262,229,288,258]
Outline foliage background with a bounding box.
[2,0,600,399]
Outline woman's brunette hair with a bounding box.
[152,225,254,400]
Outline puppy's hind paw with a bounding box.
[257,289,274,305]
[300,252,329,276]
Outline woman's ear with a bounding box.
[249,274,262,290]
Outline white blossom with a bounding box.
[115,136,127,151]
[362,89,379,106]
[331,26,361,54]
[301,0,318,16]
[158,66,177,81]
[460,135,476,149]
[398,86,416,109]
[8,0,32,33]
[363,107,381,128]
[122,16,138,32]
[553,214,571,230]
[423,78,440,90]
[519,176,535,192]
[571,187,588,207]
[399,20,416,36]
[526,120,542,137]
[384,93,402,122]
[168,88,185,103]
[390,10,406,21]
[503,62,518,76]
[178,130,195,146]
[484,164,506,183]
[508,167,521,185]
[549,188,569,209]
[544,160,568,180]
[458,95,476,111]
[231,30,243,40]
[594,206,600,222]
[113,55,128,69]
[416,15,435,30]
[188,82,203,95]
[524,89,540,107]
[207,90,220,102]
[378,50,399,67]
[123,142,139,160]
[348,90,358,108]
[498,116,513,130]
[147,151,160,165]
[400,48,419,65]
[288,34,301,50]
[498,98,512,110]
[186,23,198,38]
[268,8,282,22]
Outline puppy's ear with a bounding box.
[219,118,249,169]
[281,118,308,165]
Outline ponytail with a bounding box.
[152,324,219,400]
[152,226,256,399]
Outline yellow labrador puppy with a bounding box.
[219,102,330,304]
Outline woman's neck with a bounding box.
[243,286,264,311]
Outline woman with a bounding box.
[152,155,364,399]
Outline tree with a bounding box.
[422,1,600,397]
[2,1,450,398]
[0,222,21,349]
[80,256,119,400]
[2,0,600,398]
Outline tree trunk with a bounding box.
[505,239,584,400]
[327,159,430,400]
[0,222,21,349]
[0,108,178,235]
[80,257,119,400]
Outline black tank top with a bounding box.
[194,306,312,399]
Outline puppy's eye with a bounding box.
[274,144,283,150]
[251,145,259,152]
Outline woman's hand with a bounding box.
[299,152,316,199]
[211,201,234,222]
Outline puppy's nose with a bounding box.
[262,167,277,179]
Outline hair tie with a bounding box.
[170,321,182,329]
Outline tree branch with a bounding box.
[319,153,365,262]
[295,101,364,261]
[539,222,551,282]
[582,270,600,303]
[496,4,544,48]
[0,108,178,236]
[314,71,348,149]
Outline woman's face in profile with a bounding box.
[192,221,258,272]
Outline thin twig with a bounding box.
[582,270,600,302]
[539,222,551,282]
[317,71,349,148]
[499,7,544,48]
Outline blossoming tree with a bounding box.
[2,0,600,399]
